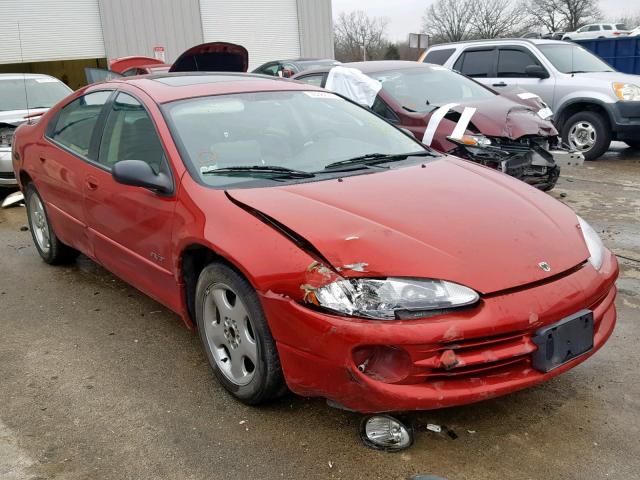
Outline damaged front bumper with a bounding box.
[261,251,617,413]
[451,137,582,192]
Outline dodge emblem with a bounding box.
[538,261,551,272]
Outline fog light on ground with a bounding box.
[360,415,413,451]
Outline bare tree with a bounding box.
[421,0,476,43]
[522,0,601,32]
[333,11,389,62]
[609,11,640,28]
[470,0,527,38]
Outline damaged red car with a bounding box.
[294,61,584,191]
[13,68,617,414]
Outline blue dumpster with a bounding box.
[575,37,640,74]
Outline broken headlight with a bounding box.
[446,134,492,148]
[577,216,605,270]
[311,278,479,320]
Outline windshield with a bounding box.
[0,77,71,111]
[164,90,427,188]
[369,67,495,113]
[538,44,614,73]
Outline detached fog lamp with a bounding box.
[360,415,414,451]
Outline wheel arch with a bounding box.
[179,243,255,327]
[555,99,612,132]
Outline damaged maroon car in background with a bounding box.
[294,62,583,191]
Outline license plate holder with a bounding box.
[532,309,594,373]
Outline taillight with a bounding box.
[613,31,621,36]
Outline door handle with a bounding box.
[85,177,98,190]
[492,82,507,87]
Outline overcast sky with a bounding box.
[332,0,634,41]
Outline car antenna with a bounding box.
[17,22,32,124]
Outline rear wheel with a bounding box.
[195,262,286,405]
[561,111,611,161]
[25,184,79,264]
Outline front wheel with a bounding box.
[25,184,79,264]
[561,111,611,161]
[195,262,286,405]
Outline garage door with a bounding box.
[199,0,301,70]
[0,0,105,64]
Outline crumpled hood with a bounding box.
[445,95,557,139]
[227,157,589,294]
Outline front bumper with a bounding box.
[607,101,640,140]
[0,148,17,186]
[261,251,618,413]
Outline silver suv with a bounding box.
[421,39,640,160]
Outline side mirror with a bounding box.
[112,160,172,194]
[525,65,549,79]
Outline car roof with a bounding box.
[428,38,569,49]
[296,60,425,76]
[92,72,325,104]
[0,73,63,81]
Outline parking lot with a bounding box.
[0,143,638,480]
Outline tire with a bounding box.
[25,184,79,265]
[195,262,286,405]
[624,140,640,150]
[561,111,611,161]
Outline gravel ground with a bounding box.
[1,143,639,480]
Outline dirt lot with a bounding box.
[1,143,639,480]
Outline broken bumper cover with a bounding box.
[0,148,17,186]
[261,251,617,413]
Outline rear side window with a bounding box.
[98,92,165,173]
[423,48,455,65]
[296,74,326,87]
[602,25,612,30]
[497,49,541,77]
[49,91,111,158]
[615,24,628,30]
[456,50,494,77]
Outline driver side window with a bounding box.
[98,92,165,173]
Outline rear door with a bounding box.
[453,48,501,89]
[83,90,181,310]
[42,90,112,255]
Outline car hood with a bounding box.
[170,42,248,73]
[571,70,639,85]
[0,108,48,126]
[443,95,557,139]
[227,157,588,294]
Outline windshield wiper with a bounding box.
[202,165,315,178]
[322,151,435,170]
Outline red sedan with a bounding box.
[12,72,617,414]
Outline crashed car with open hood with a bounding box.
[0,74,72,187]
[13,72,617,419]
[294,61,584,191]
[85,42,249,84]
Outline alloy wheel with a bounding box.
[202,283,258,386]
[568,121,597,152]
[28,193,50,255]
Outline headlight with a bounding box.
[613,82,640,101]
[310,277,479,320]
[577,216,605,270]
[447,134,492,147]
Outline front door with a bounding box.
[83,91,180,311]
[496,47,554,103]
